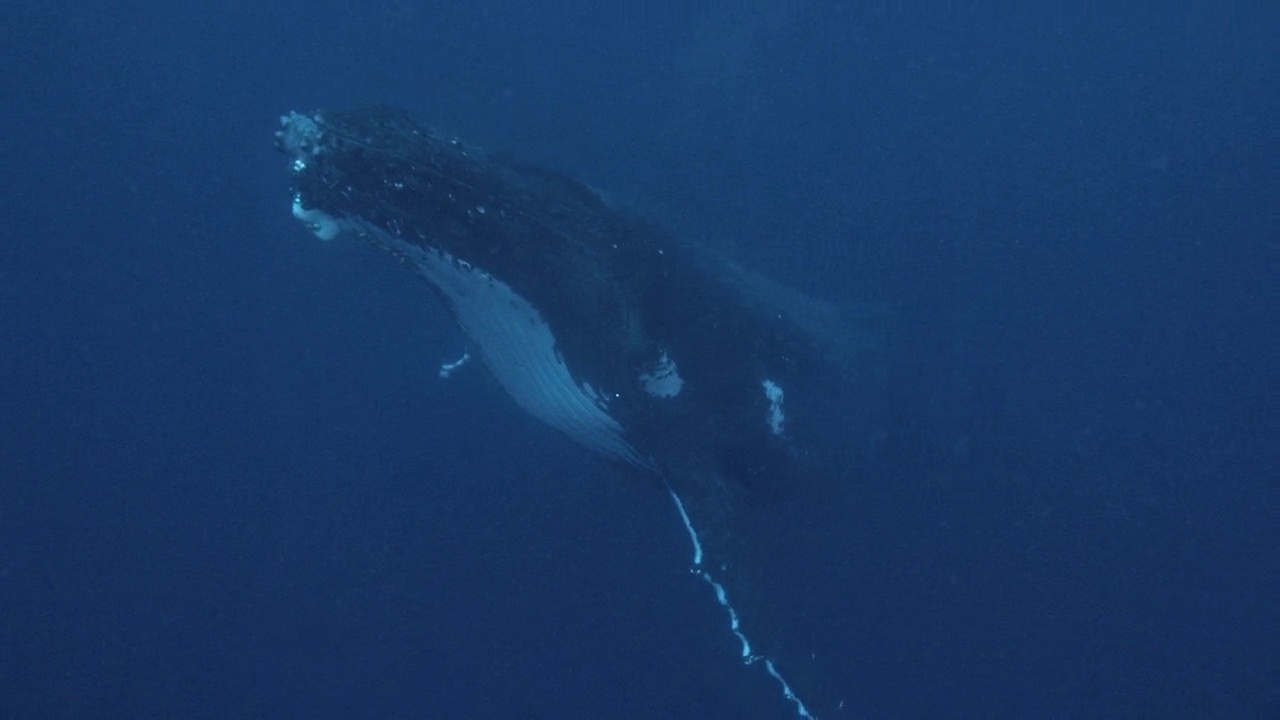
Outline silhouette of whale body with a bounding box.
[277,107,889,719]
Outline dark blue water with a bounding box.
[3,3,1274,718]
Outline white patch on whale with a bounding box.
[412,241,649,466]
[639,352,683,398]
[292,195,341,241]
[763,379,785,435]
[287,198,647,467]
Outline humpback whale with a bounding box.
[277,107,887,718]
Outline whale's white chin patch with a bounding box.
[292,196,342,241]
[419,245,646,465]
[309,217,646,467]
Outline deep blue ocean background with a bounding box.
[3,3,1274,718]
